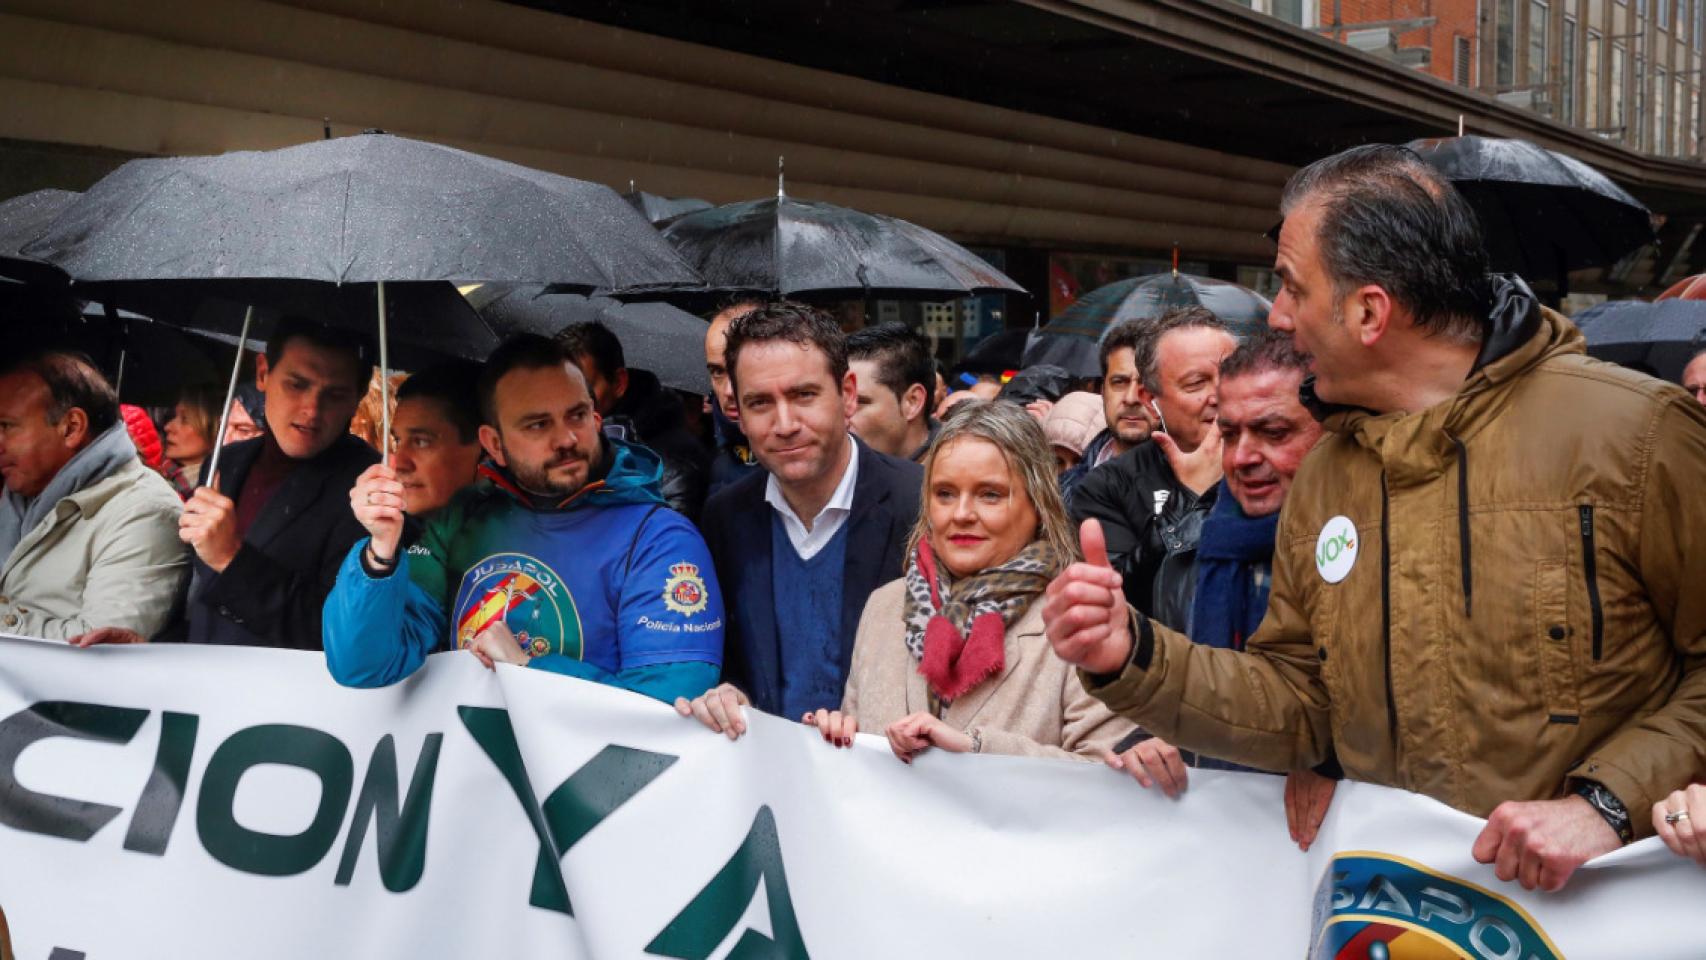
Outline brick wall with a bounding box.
[1317,0,1482,87]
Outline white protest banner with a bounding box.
[1,634,1701,959]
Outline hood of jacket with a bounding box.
[476,434,666,512]
[0,421,138,563]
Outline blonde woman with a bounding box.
[680,400,1135,762]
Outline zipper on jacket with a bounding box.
[1578,505,1604,661]
[1380,473,1398,751]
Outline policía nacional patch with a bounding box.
[662,562,710,616]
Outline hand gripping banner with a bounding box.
[0,635,1700,959]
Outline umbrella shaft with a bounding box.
[378,280,391,467]
[206,305,255,485]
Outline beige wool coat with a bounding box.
[843,578,1136,760]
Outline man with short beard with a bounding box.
[1057,318,1156,504]
[322,335,723,703]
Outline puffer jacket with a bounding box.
[1087,278,1706,837]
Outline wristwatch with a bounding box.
[1572,779,1633,845]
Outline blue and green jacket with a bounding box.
[323,438,724,703]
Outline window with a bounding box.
[1562,17,1578,121]
[1456,35,1474,85]
[1674,77,1686,155]
[1586,30,1602,125]
[1611,43,1627,131]
[1529,0,1550,88]
[1635,59,1647,148]
[1660,0,1670,29]
[1681,0,1692,39]
[1693,87,1702,157]
[1657,68,1668,152]
[1498,0,1517,85]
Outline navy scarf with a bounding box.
[1189,480,1280,650]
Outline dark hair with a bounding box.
[265,316,375,390]
[2,350,120,438]
[477,335,569,427]
[847,322,933,405]
[1099,318,1147,376]
[1133,306,1231,393]
[723,301,848,398]
[1219,329,1312,382]
[554,321,625,382]
[397,361,482,443]
[1280,144,1490,342]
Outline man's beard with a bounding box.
[503,441,589,498]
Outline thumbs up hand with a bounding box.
[1042,518,1134,675]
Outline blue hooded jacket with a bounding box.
[323,437,724,702]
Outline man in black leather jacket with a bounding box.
[1068,307,1235,626]
[558,321,710,520]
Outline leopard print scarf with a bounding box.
[903,539,1059,703]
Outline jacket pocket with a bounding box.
[1533,559,1581,724]
[1577,505,1605,661]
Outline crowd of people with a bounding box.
[3,143,1705,884]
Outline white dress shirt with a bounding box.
[764,438,860,561]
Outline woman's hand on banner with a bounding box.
[1105,736,1189,799]
[885,712,973,763]
[350,464,406,562]
[804,709,858,748]
[675,683,751,739]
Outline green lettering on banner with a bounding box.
[123,711,200,856]
[646,806,810,960]
[334,733,444,893]
[195,724,355,876]
[0,700,148,842]
[457,706,677,915]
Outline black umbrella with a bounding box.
[1407,136,1656,282]
[0,188,78,285]
[469,284,711,395]
[1021,272,1271,378]
[653,179,1024,302]
[1572,299,1706,383]
[954,327,1034,377]
[20,132,702,474]
[622,188,714,226]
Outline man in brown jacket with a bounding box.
[1044,144,1706,893]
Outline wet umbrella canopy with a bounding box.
[470,284,712,395]
[0,188,78,284]
[622,189,714,226]
[1572,299,1706,384]
[1407,136,1655,282]
[1021,272,1270,378]
[656,193,1024,301]
[17,133,702,469]
[21,133,700,293]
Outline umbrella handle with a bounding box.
[205,305,255,486]
[378,280,391,467]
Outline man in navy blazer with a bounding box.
[691,302,922,726]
